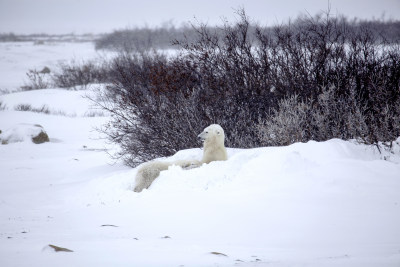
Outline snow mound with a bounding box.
[0,123,49,144]
[89,139,400,202]
[59,138,399,266]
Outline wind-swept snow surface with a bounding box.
[1,89,400,266]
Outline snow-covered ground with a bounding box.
[0,41,176,94]
[0,42,111,93]
[0,42,400,267]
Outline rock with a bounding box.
[0,124,49,144]
[32,130,50,144]
[46,244,73,252]
[101,224,118,227]
[210,252,228,257]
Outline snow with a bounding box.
[0,42,112,93]
[0,87,104,117]
[1,43,400,267]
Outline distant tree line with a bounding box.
[94,16,400,52]
[0,33,100,43]
[2,16,399,46]
[94,25,199,51]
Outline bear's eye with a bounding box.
[205,131,208,134]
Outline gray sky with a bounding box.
[1,0,399,34]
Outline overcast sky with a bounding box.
[1,0,399,34]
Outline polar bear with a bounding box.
[133,124,227,192]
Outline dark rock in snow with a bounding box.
[47,244,74,252]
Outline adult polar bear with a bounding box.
[133,124,227,192]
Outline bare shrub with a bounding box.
[312,85,370,142]
[91,52,204,166]
[14,104,51,114]
[0,100,6,111]
[94,9,400,166]
[34,105,51,114]
[93,13,268,166]
[83,110,107,117]
[258,85,400,147]
[257,95,313,146]
[14,103,34,112]
[255,9,400,148]
[52,59,111,89]
[23,67,51,90]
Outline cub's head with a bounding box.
[198,124,225,144]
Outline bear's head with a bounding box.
[198,124,225,145]
[198,124,227,163]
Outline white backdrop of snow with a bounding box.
[0,42,400,267]
[0,88,104,117]
[0,42,113,92]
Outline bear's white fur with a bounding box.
[133,124,227,192]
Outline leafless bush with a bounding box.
[94,9,400,166]
[83,110,107,117]
[23,67,51,90]
[255,9,400,148]
[257,95,313,146]
[14,103,35,112]
[93,12,267,166]
[0,100,6,110]
[13,103,73,116]
[52,59,111,89]
[14,104,51,114]
[258,84,400,147]
[91,52,203,166]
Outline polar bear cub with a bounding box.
[133,124,227,192]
